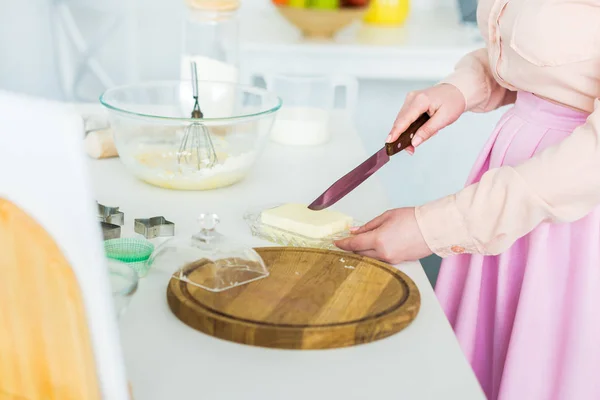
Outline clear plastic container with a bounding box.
[243,204,360,250]
[108,259,139,319]
[147,213,269,292]
[264,74,358,146]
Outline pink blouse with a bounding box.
[414,0,600,257]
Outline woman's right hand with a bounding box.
[386,83,466,154]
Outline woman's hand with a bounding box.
[334,208,432,264]
[387,84,466,154]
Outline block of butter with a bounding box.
[260,203,353,239]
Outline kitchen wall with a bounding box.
[0,0,63,98]
[0,0,500,286]
[0,0,453,99]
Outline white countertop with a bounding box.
[241,6,482,81]
[87,112,484,399]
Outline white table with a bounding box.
[88,113,485,400]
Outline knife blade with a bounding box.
[307,113,430,211]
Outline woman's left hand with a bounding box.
[334,207,432,264]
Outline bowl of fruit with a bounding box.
[273,0,369,39]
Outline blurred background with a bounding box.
[0,0,501,286]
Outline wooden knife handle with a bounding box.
[385,113,431,156]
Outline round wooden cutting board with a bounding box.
[166,247,420,350]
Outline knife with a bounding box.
[307,113,430,211]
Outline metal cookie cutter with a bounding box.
[101,222,121,240]
[134,216,175,239]
[97,202,124,226]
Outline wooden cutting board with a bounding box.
[166,247,420,349]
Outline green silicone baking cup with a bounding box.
[104,238,154,263]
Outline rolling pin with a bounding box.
[84,127,119,159]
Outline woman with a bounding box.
[335,1,600,399]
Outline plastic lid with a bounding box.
[185,0,240,12]
[147,213,269,292]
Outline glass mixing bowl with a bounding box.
[100,81,282,190]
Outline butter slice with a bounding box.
[261,203,353,239]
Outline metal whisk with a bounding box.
[177,62,217,171]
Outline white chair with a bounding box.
[0,90,130,399]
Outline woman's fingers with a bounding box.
[386,83,466,150]
[411,108,450,148]
[350,212,388,234]
[335,230,377,252]
[386,93,431,143]
[337,212,392,252]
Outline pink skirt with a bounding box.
[435,92,600,400]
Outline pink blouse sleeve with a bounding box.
[415,99,600,257]
[440,48,516,112]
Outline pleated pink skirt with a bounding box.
[435,91,600,400]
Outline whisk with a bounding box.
[177,61,218,171]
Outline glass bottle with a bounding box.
[180,0,240,84]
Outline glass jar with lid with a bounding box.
[180,0,241,84]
